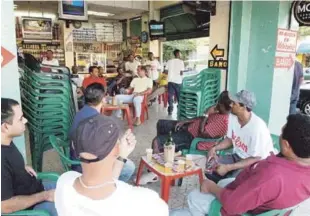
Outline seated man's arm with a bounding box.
[2,192,51,214]
[214,137,233,151]
[223,156,261,173]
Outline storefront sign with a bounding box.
[274,55,294,69]
[1,46,15,68]
[208,44,228,69]
[292,1,310,26]
[276,29,298,53]
[22,17,52,40]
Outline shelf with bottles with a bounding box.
[18,43,65,63]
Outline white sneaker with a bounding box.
[136,172,159,185]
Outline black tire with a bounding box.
[302,101,310,116]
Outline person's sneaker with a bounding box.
[135,172,159,185]
[134,118,141,126]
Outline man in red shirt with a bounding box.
[171,114,310,216]
[82,66,107,89]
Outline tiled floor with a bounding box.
[26,102,310,215]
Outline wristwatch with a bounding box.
[117,156,127,164]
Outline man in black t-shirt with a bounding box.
[1,98,57,216]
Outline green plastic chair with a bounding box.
[2,172,59,216]
[208,199,301,216]
[49,135,80,171]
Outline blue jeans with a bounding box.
[72,159,135,182]
[33,181,57,216]
[170,178,235,216]
[289,98,298,115]
[168,82,181,113]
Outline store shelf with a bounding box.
[16,38,62,44]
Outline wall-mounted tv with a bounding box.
[149,22,165,40]
[58,0,88,21]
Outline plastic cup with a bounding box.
[177,160,185,172]
[185,155,193,167]
[146,148,153,162]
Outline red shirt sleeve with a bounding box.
[219,170,282,215]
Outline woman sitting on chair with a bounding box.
[152,91,232,153]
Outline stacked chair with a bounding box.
[19,56,76,171]
[178,68,221,120]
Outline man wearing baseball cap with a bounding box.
[205,90,275,183]
[55,115,168,216]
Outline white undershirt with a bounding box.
[42,58,59,66]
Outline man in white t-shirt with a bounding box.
[55,115,168,216]
[165,49,185,115]
[42,50,59,66]
[115,66,153,126]
[205,90,275,183]
[125,54,141,77]
[144,52,161,81]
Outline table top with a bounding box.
[141,155,202,177]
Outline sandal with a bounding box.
[136,172,159,185]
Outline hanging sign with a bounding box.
[276,29,298,53]
[274,55,294,69]
[292,1,310,26]
[208,44,228,69]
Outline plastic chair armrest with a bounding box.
[37,172,60,181]
[1,210,51,216]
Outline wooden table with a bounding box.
[101,104,133,130]
[135,156,204,203]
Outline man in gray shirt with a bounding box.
[290,61,304,114]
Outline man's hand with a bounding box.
[207,147,218,162]
[44,190,55,202]
[215,164,230,176]
[119,129,136,158]
[200,178,217,193]
[25,165,37,177]
[175,121,185,131]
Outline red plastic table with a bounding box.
[101,104,133,130]
[135,156,204,203]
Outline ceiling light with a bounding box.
[88,11,114,17]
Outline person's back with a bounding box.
[166,58,184,84]
[55,171,168,216]
[220,154,310,215]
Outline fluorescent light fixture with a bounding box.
[88,11,114,17]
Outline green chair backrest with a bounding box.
[49,135,80,172]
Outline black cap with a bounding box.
[72,115,120,163]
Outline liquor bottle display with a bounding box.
[164,131,175,163]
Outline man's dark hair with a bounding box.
[140,66,147,72]
[84,83,106,106]
[217,91,232,112]
[282,114,310,158]
[173,49,180,57]
[89,66,98,74]
[46,49,53,54]
[1,98,19,125]
[117,67,123,73]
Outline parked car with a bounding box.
[297,82,310,116]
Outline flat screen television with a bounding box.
[58,0,88,21]
[149,22,165,39]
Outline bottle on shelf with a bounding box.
[164,131,175,163]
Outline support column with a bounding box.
[228,1,299,137]
[208,1,230,91]
[1,0,26,158]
